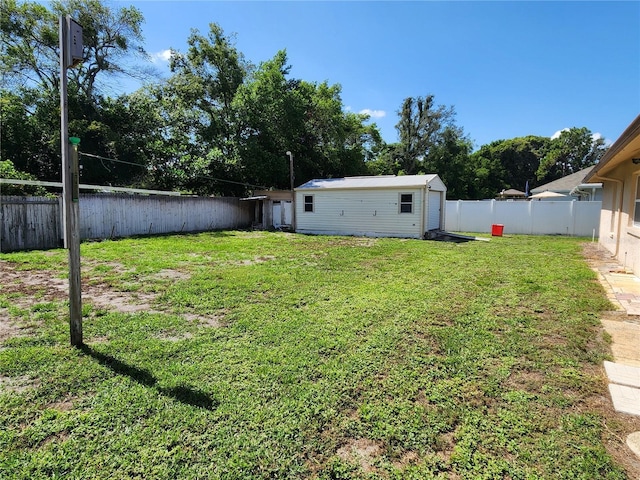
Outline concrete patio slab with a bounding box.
[628,432,640,460]
[609,384,640,416]
[601,319,640,367]
[604,361,640,388]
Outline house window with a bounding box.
[304,195,314,213]
[634,177,640,227]
[399,193,413,213]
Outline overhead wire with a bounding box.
[78,151,268,190]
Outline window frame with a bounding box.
[303,194,314,213]
[399,192,414,214]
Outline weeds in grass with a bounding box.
[0,232,626,478]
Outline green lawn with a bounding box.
[0,232,627,479]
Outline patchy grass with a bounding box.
[0,231,630,479]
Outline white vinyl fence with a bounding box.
[1,194,254,252]
[445,200,602,237]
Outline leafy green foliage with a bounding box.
[368,96,474,199]
[0,0,609,198]
[235,53,380,189]
[465,128,608,199]
[395,95,456,175]
[0,232,625,478]
[537,127,608,183]
[469,136,551,199]
[0,160,46,195]
[0,0,150,185]
[0,0,147,98]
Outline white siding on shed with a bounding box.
[296,188,425,238]
[294,175,447,239]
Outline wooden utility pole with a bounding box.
[287,151,295,231]
[60,15,84,347]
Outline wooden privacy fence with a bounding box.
[444,200,602,236]
[0,196,61,252]
[1,194,254,252]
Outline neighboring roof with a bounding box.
[584,114,640,182]
[296,175,444,190]
[253,190,293,201]
[240,195,268,201]
[500,189,526,196]
[531,166,600,194]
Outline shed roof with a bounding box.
[531,166,601,194]
[296,175,444,190]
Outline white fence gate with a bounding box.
[444,200,601,237]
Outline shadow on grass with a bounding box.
[79,344,217,410]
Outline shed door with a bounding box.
[427,191,442,230]
[282,201,292,226]
[273,202,282,228]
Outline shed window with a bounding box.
[634,177,640,227]
[304,195,314,213]
[399,193,413,213]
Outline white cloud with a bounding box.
[592,132,613,146]
[551,128,569,139]
[551,128,612,145]
[359,109,386,119]
[151,49,172,64]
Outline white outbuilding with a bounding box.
[294,175,447,239]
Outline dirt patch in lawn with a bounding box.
[228,255,276,266]
[336,438,383,473]
[0,375,41,393]
[0,261,223,338]
[0,261,157,314]
[327,238,378,248]
[0,313,29,343]
[150,269,192,281]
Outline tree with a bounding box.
[0,88,63,181]
[231,49,381,191]
[468,136,551,199]
[1,0,147,99]
[153,22,249,195]
[425,126,474,199]
[536,127,608,183]
[233,51,302,189]
[1,0,150,185]
[394,95,455,175]
[368,95,471,198]
[293,79,379,183]
[0,160,47,195]
[74,91,166,186]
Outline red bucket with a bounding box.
[491,224,504,237]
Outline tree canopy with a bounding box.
[1,0,608,198]
[536,127,608,183]
[468,136,551,199]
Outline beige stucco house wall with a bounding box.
[585,115,640,276]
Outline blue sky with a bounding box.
[124,1,639,148]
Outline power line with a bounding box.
[79,151,268,190]
[0,178,181,196]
